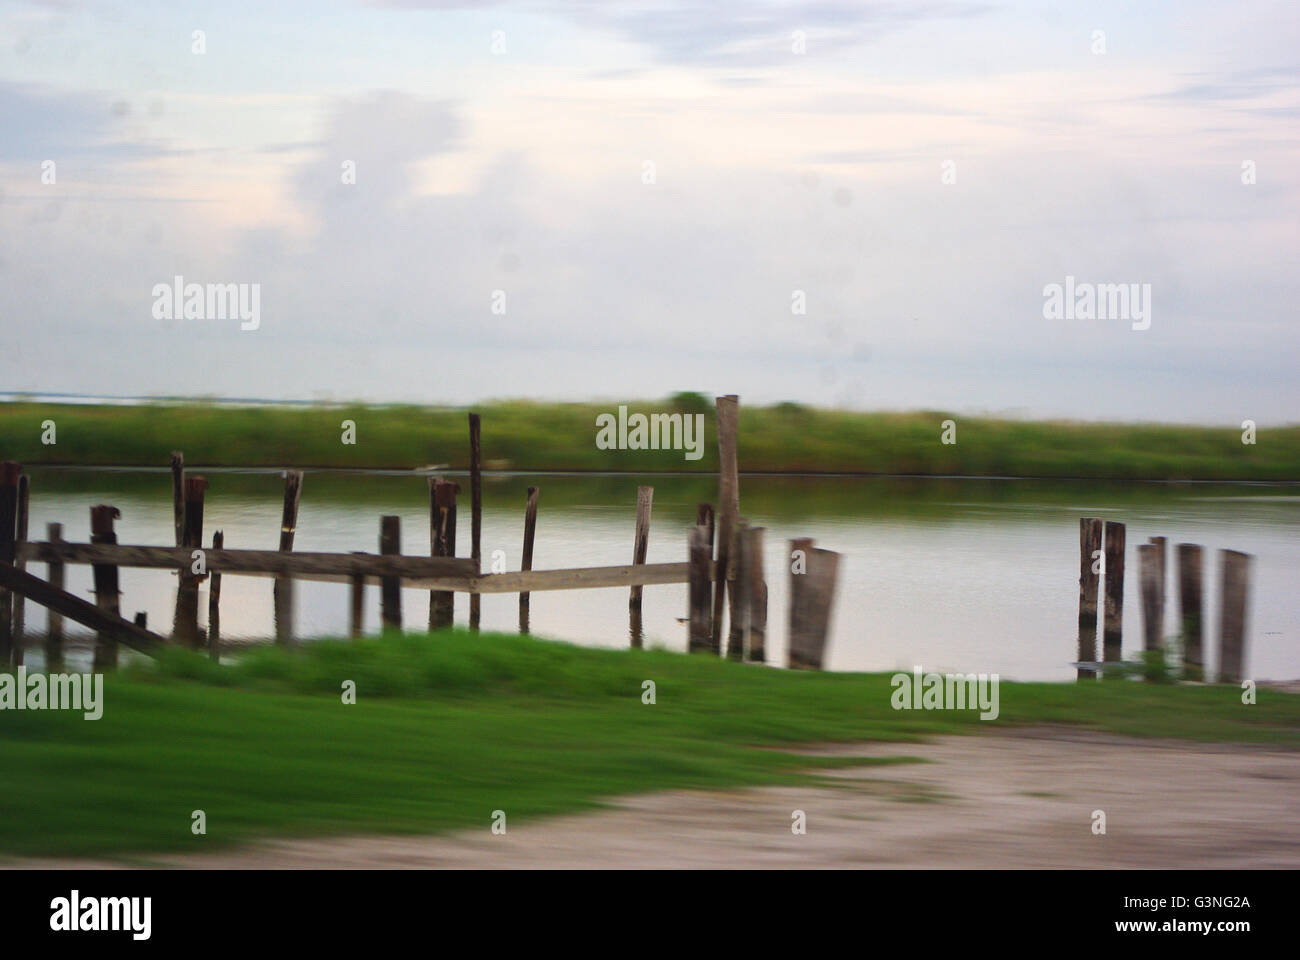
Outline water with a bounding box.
[15,468,1300,681]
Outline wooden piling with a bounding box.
[1137,543,1163,653]
[710,395,740,656]
[172,476,208,648]
[208,530,223,661]
[1177,543,1204,681]
[1102,521,1126,667]
[744,525,767,663]
[726,516,750,660]
[629,485,653,648]
[170,451,185,546]
[787,538,840,670]
[519,486,538,635]
[380,515,402,633]
[44,522,65,671]
[1149,535,1167,593]
[11,473,29,665]
[1217,550,1250,683]
[688,525,714,653]
[349,551,365,639]
[1076,518,1102,680]
[468,412,482,632]
[272,470,303,646]
[429,479,458,630]
[0,461,19,665]
[90,505,122,671]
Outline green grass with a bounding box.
[3,397,1298,480]
[3,630,1298,858]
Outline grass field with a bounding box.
[3,397,1298,480]
[2,631,1297,859]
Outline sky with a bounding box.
[1,0,1297,423]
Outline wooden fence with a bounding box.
[0,396,842,671]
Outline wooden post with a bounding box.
[468,412,482,632]
[208,530,223,661]
[519,486,538,635]
[788,538,841,670]
[744,526,767,663]
[170,451,185,546]
[1177,543,1204,681]
[1149,535,1167,595]
[349,551,365,639]
[44,522,65,671]
[272,470,303,646]
[629,485,653,648]
[1102,521,1126,668]
[726,516,751,660]
[0,461,19,665]
[1218,550,1251,683]
[710,395,740,655]
[380,515,402,633]
[90,505,122,671]
[1138,543,1163,653]
[11,473,29,666]
[172,476,208,648]
[696,503,714,637]
[687,525,713,653]
[1076,518,1103,680]
[429,479,458,630]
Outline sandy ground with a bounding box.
[12,727,1300,869]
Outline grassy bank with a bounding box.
[3,398,1298,480]
[2,631,1298,858]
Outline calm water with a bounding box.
[15,468,1300,681]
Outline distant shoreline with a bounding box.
[2,398,1298,482]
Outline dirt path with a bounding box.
[14,728,1300,869]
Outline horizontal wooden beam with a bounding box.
[0,562,163,657]
[16,541,715,593]
[19,541,478,580]
[466,561,708,594]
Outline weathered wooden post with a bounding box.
[787,538,841,670]
[710,395,740,655]
[11,473,29,666]
[90,505,122,671]
[45,522,65,671]
[208,530,223,661]
[1076,518,1103,680]
[687,525,714,653]
[468,412,482,633]
[744,525,767,663]
[1177,544,1204,681]
[429,479,458,630]
[172,476,208,648]
[170,451,185,546]
[273,470,303,646]
[726,516,751,660]
[519,486,538,635]
[0,461,19,665]
[696,503,714,627]
[380,515,402,633]
[1137,543,1163,654]
[629,485,653,648]
[1102,520,1126,668]
[349,551,365,639]
[1217,550,1251,683]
